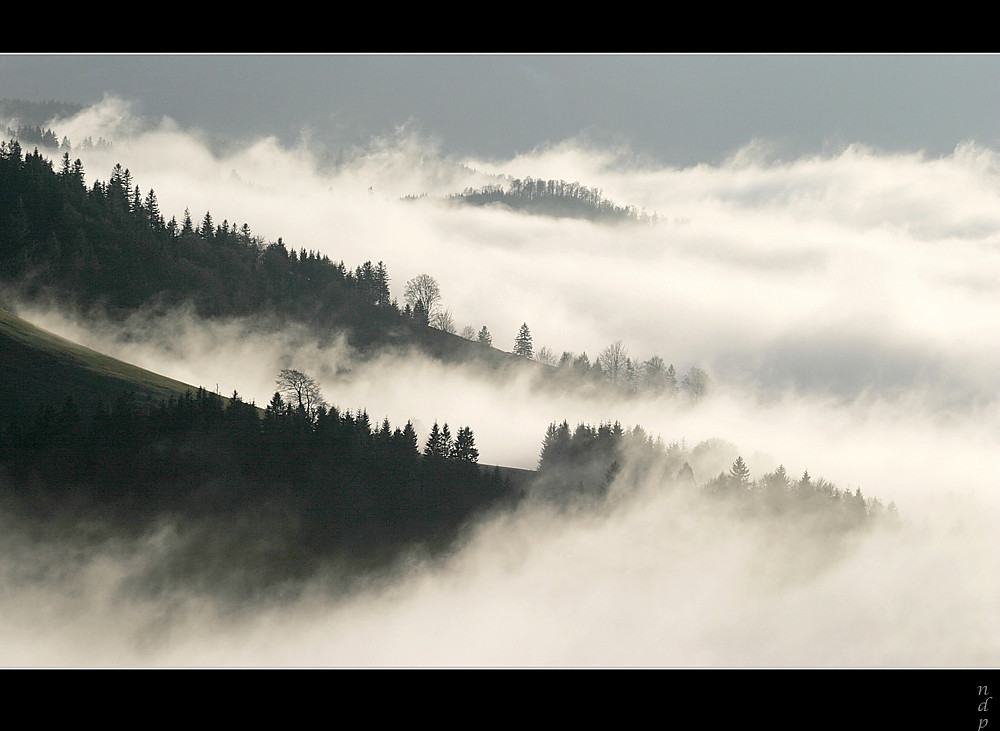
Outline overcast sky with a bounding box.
[4,54,1000,166]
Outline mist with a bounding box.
[3,95,1000,666]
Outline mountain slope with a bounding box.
[0,306,206,417]
[0,305,537,492]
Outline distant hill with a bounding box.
[0,98,84,127]
[447,176,656,224]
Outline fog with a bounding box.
[4,96,1000,666]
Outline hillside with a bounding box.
[0,134,901,610]
[0,139,709,407]
[0,139,550,373]
[0,304,536,493]
[0,302,536,596]
[0,305,203,418]
[449,177,655,224]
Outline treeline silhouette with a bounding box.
[1,139,711,382]
[453,176,654,223]
[0,140,412,348]
[0,139,705,387]
[3,125,60,150]
[0,99,109,152]
[0,381,898,597]
[535,418,898,532]
[0,386,516,562]
[544,345,709,402]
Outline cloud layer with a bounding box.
[5,97,1000,666]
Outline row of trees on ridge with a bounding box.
[2,139,711,403]
[0,371,513,557]
[535,418,898,530]
[453,177,655,223]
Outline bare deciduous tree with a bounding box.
[432,307,456,333]
[404,274,442,322]
[535,346,557,366]
[598,340,629,385]
[681,366,709,401]
[275,369,326,417]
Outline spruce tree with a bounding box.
[200,211,215,240]
[424,421,444,459]
[452,426,479,463]
[514,323,533,358]
[401,420,419,459]
[181,208,194,236]
[538,420,571,469]
[729,456,751,486]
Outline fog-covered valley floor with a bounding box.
[3,95,1000,666]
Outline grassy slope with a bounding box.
[0,306,204,417]
[0,306,537,489]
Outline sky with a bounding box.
[4,54,1000,166]
[4,54,1000,668]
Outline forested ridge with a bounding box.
[0,137,530,591]
[450,176,655,223]
[534,419,898,532]
[0,135,901,599]
[0,382,517,586]
[0,139,408,349]
[0,138,709,395]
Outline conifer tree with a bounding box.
[374,261,391,308]
[729,456,751,486]
[200,211,215,240]
[514,323,533,358]
[412,300,429,326]
[452,426,479,463]
[181,208,194,236]
[401,420,419,458]
[144,189,163,230]
[538,420,571,468]
[424,421,444,459]
[263,392,287,436]
[441,423,452,455]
